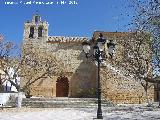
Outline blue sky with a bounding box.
[0,0,134,45]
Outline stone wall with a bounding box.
[21,32,155,103]
[101,67,154,104]
[21,15,155,104]
[93,31,154,104]
[22,37,97,98]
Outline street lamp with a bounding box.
[82,33,113,119]
[82,41,91,58]
[107,40,116,59]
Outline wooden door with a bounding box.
[56,77,69,97]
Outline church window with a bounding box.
[29,27,34,38]
[38,26,43,37]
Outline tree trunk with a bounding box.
[158,89,160,107]
[145,89,151,107]
[16,92,22,108]
[16,88,22,108]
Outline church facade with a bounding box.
[21,14,155,104]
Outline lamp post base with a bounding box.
[93,116,103,120]
[93,118,103,120]
[97,116,103,119]
[97,110,103,119]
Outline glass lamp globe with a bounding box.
[82,41,91,54]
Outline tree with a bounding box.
[0,35,18,91]
[130,0,160,77]
[117,0,160,105]
[21,46,64,96]
[119,31,153,105]
[0,35,63,95]
[0,35,65,108]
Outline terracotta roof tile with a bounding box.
[92,31,130,40]
[47,36,90,43]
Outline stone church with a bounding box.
[21,14,155,104]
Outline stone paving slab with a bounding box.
[0,105,160,120]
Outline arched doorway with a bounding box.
[56,76,69,97]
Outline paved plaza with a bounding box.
[0,105,160,120]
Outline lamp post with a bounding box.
[82,33,108,119]
[157,83,160,107]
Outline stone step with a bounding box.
[22,97,97,101]
[6,97,114,108]
[22,98,109,103]
[21,102,112,108]
[22,103,112,108]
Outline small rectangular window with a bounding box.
[29,27,34,38]
[38,27,43,37]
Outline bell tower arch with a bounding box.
[23,14,49,41]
